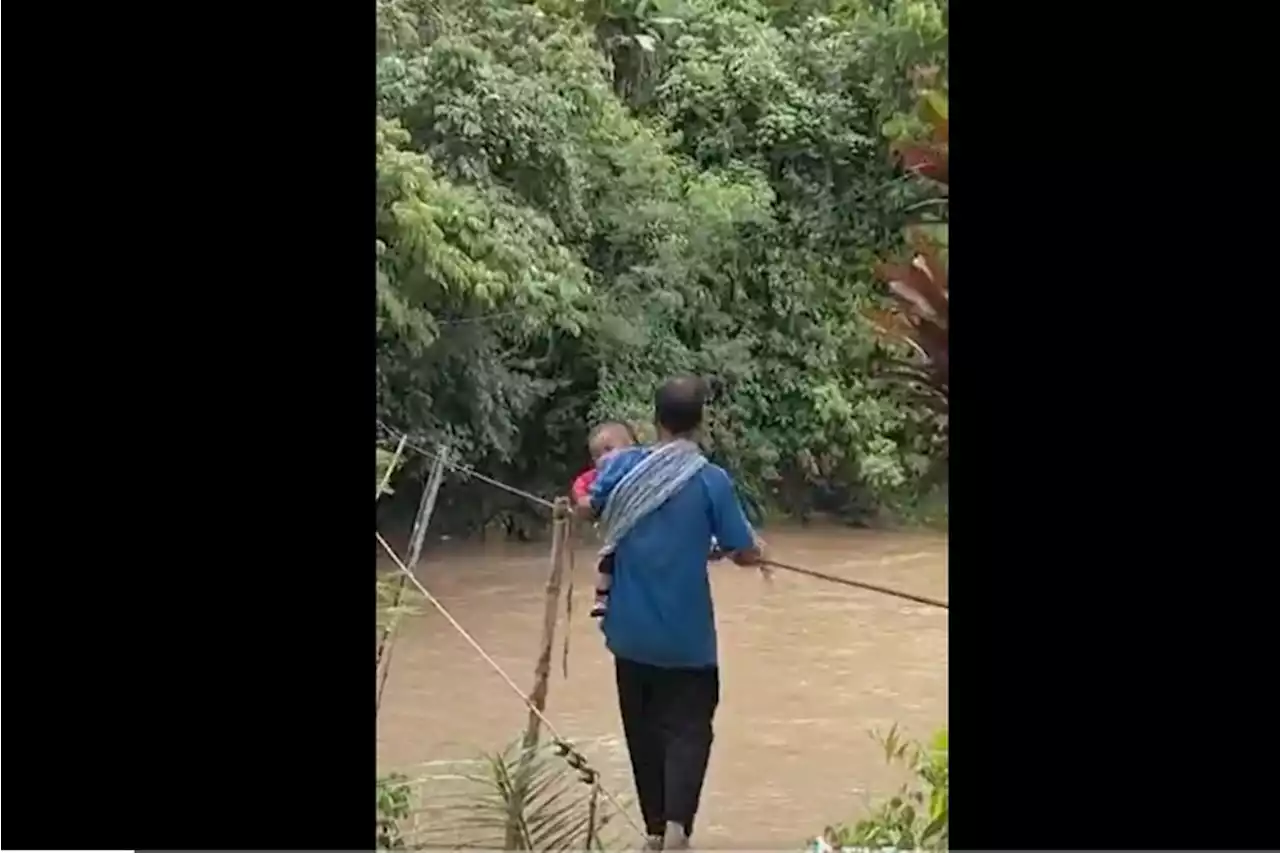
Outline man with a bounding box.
[579,376,763,850]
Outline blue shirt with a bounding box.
[589,446,754,668]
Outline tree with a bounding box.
[375,0,951,531]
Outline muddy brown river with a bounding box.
[377,526,947,848]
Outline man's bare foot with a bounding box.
[664,822,689,850]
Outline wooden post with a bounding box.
[505,496,572,849]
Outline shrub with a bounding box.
[813,726,948,852]
[377,773,414,850]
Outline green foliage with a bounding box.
[879,478,947,530]
[375,0,949,532]
[377,574,424,632]
[820,726,948,851]
[377,773,414,850]
[417,740,625,850]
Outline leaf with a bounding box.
[919,90,949,142]
[864,308,916,343]
[893,141,949,184]
[921,809,947,842]
[432,738,624,851]
[905,226,950,282]
[930,728,948,752]
[876,260,947,325]
[633,33,657,52]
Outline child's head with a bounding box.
[588,421,637,466]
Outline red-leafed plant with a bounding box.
[868,75,949,417]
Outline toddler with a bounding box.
[570,421,638,617]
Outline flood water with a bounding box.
[376,525,947,848]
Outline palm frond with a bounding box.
[420,739,628,851]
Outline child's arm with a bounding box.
[571,470,596,501]
[571,470,597,520]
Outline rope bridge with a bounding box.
[376,419,948,610]
[375,419,947,844]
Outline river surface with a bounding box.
[376,526,947,849]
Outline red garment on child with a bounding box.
[571,468,597,501]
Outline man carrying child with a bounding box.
[574,376,763,850]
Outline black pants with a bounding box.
[614,657,720,838]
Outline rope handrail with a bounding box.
[374,421,948,608]
[375,531,647,842]
[376,419,556,509]
[762,559,947,610]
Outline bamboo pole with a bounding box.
[377,434,408,499]
[521,496,571,751]
[561,515,577,679]
[376,444,449,715]
[374,434,410,673]
[505,496,572,849]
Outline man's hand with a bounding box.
[729,532,766,567]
